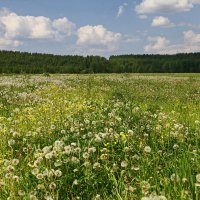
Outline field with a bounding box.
[0,74,200,200]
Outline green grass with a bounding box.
[0,74,200,200]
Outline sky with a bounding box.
[0,0,200,57]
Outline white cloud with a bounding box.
[184,30,200,43]
[144,36,170,52]
[136,0,200,14]
[77,25,122,51]
[0,38,22,49]
[144,31,200,54]
[152,16,173,27]
[0,8,76,49]
[117,3,128,17]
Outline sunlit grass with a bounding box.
[0,74,200,200]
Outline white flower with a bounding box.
[88,147,96,153]
[61,129,66,134]
[12,158,19,166]
[31,168,39,176]
[54,170,62,177]
[121,161,128,168]
[64,145,72,154]
[71,157,80,164]
[18,190,25,196]
[71,142,77,147]
[170,173,180,182]
[45,195,54,200]
[173,144,179,150]
[51,125,56,130]
[95,194,101,200]
[144,146,151,153]
[36,173,44,180]
[45,152,53,159]
[73,179,78,185]
[13,175,19,182]
[196,174,200,183]
[93,162,100,169]
[49,182,56,190]
[83,152,89,159]
[8,139,15,146]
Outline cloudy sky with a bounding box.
[0,0,200,57]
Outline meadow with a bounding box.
[0,74,200,200]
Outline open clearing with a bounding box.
[0,74,200,200]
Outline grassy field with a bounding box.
[0,74,200,200]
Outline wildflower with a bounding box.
[49,182,56,190]
[95,136,102,143]
[64,145,71,154]
[54,160,62,167]
[132,165,140,171]
[6,165,15,173]
[95,194,101,200]
[121,161,128,168]
[37,184,45,190]
[128,130,133,135]
[88,132,93,137]
[71,157,80,164]
[73,168,78,173]
[71,142,77,147]
[13,175,19,182]
[182,178,187,183]
[93,162,101,169]
[31,168,39,176]
[84,161,91,167]
[36,173,44,180]
[45,195,54,200]
[74,147,81,154]
[196,174,200,183]
[42,146,51,154]
[144,146,151,153]
[61,129,66,134]
[30,194,38,200]
[128,186,136,192]
[100,154,108,160]
[51,125,56,130]
[5,173,12,179]
[83,152,89,159]
[45,152,53,159]
[73,179,78,185]
[124,147,130,152]
[12,132,19,137]
[88,147,96,153]
[18,190,25,196]
[170,173,180,182]
[173,144,179,150]
[8,139,15,146]
[54,170,62,177]
[36,157,43,163]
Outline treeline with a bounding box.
[0,50,200,73]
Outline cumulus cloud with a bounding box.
[77,25,122,51]
[152,16,173,27]
[144,31,200,54]
[184,30,200,43]
[136,0,200,14]
[117,3,128,17]
[0,8,76,49]
[144,36,170,52]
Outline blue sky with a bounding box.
[0,0,200,57]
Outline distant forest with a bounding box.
[0,50,200,73]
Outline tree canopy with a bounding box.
[0,50,200,73]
